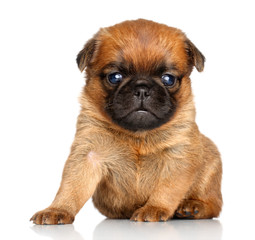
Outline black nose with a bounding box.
[134,86,150,100]
[134,80,151,100]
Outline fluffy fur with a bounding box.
[31,19,222,224]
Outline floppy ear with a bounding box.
[76,37,98,72]
[185,38,205,72]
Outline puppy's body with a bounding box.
[31,19,222,224]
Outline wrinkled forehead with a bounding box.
[93,24,189,75]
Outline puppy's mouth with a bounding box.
[126,109,157,121]
[107,103,174,132]
[125,107,159,119]
[112,107,167,132]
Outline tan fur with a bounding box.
[31,19,222,224]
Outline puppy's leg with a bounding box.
[175,136,223,219]
[31,146,103,225]
[175,167,222,219]
[131,172,195,222]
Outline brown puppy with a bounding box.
[31,19,222,224]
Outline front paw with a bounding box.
[30,208,74,225]
[130,205,171,222]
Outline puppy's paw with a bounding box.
[130,205,170,222]
[30,208,74,225]
[175,200,203,219]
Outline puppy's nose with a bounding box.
[134,86,150,100]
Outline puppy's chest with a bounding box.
[108,152,164,195]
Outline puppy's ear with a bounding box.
[76,37,98,72]
[185,39,205,72]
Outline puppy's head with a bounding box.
[77,19,205,132]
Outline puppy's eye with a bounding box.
[108,72,123,84]
[161,74,176,87]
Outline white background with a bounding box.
[0,0,254,239]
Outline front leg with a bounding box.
[31,143,103,225]
[131,163,196,222]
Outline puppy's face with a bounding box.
[77,19,205,132]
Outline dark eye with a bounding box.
[108,72,123,84]
[161,74,176,87]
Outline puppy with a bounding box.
[31,19,222,224]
